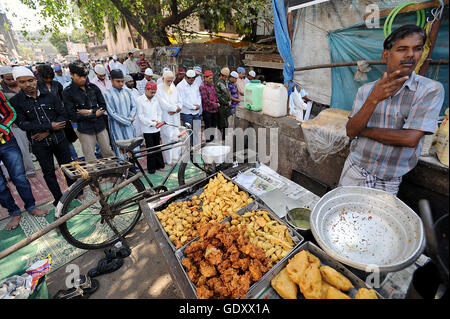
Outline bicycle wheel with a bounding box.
[57,171,146,250]
[177,142,232,186]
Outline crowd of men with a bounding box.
[0,50,257,230]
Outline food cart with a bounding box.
[139,162,438,299]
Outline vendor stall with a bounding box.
[139,162,441,299]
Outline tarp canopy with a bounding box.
[291,0,449,115]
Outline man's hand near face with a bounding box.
[370,70,410,104]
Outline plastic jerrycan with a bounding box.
[244,80,264,111]
[262,82,288,117]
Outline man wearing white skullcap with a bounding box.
[156,70,182,165]
[0,66,20,100]
[157,67,171,86]
[245,70,256,84]
[178,70,202,147]
[0,66,37,179]
[108,55,120,73]
[0,88,48,230]
[91,64,112,94]
[11,65,74,208]
[136,68,155,96]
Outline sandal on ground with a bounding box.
[53,275,99,299]
[87,257,124,278]
[104,247,131,260]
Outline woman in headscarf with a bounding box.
[155,70,182,166]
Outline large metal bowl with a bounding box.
[310,186,426,273]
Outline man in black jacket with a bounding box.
[10,66,73,207]
[62,60,115,162]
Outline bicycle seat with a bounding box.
[115,137,144,151]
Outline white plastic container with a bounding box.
[201,145,231,164]
[262,82,288,117]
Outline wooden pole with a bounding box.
[419,17,444,75]
[0,173,143,260]
[294,59,449,72]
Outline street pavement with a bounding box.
[46,218,183,299]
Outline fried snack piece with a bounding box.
[320,280,331,299]
[271,268,298,299]
[299,263,322,299]
[199,260,217,278]
[320,265,354,291]
[325,285,351,299]
[197,285,214,299]
[286,250,310,285]
[355,288,378,299]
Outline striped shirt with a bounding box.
[349,71,444,180]
[0,91,16,143]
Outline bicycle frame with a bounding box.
[126,122,193,189]
[106,123,195,212]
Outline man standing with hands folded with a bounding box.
[340,25,444,195]
[10,66,74,207]
[63,60,115,162]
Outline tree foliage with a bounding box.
[49,28,89,55]
[19,0,272,47]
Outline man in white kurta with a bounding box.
[104,70,138,158]
[136,81,165,173]
[177,70,202,147]
[155,70,182,166]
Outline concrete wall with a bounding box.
[235,106,449,220]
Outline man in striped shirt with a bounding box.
[339,25,445,195]
[1,91,48,230]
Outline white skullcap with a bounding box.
[230,71,239,79]
[186,70,196,78]
[94,64,106,75]
[113,55,118,60]
[12,66,35,80]
[0,66,13,76]
[249,70,256,77]
[124,74,133,82]
[162,70,174,79]
[144,68,153,76]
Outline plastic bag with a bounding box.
[434,108,449,166]
[0,274,33,299]
[300,108,350,163]
[26,254,52,293]
[354,60,372,82]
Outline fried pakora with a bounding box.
[325,285,352,299]
[299,263,322,299]
[286,250,310,285]
[181,222,272,299]
[271,268,298,299]
[355,288,378,299]
[320,265,354,291]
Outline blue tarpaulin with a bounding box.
[329,9,449,115]
[272,0,295,93]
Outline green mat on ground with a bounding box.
[0,163,204,282]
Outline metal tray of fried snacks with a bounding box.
[148,170,257,252]
[246,241,384,299]
[174,226,274,299]
[231,200,304,261]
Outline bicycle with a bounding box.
[55,122,234,250]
